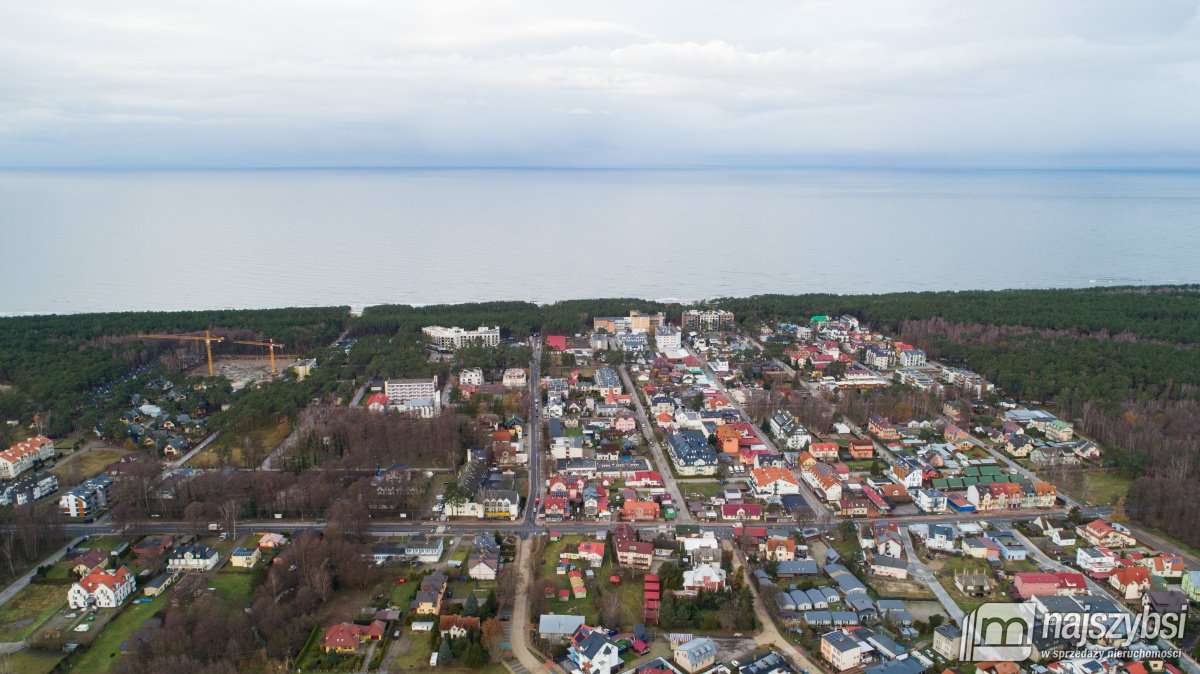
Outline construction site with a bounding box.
[187,356,289,390]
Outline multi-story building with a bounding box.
[655,325,682,350]
[422,325,500,351]
[593,311,666,334]
[59,476,113,518]
[502,368,527,388]
[0,436,56,479]
[820,630,868,671]
[674,637,718,674]
[459,368,484,386]
[898,349,927,368]
[0,471,58,506]
[613,524,653,570]
[682,309,735,332]
[384,376,441,416]
[167,545,220,571]
[68,566,136,609]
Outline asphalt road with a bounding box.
[617,364,694,524]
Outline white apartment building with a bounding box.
[459,368,484,387]
[898,349,927,368]
[655,325,682,350]
[0,436,56,479]
[422,325,501,350]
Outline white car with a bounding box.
[74,624,90,632]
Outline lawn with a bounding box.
[52,448,126,483]
[208,571,256,606]
[69,593,169,674]
[192,419,290,467]
[930,557,1011,614]
[0,583,66,642]
[1081,471,1133,506]
[680,481,725,500]
[7,649,64,674]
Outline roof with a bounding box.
[675,636,717,661]
[540,613,587,634]
[76,566,133,593]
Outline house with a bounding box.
[258,532,287,549]
[775,560,820,577]
[68,566,136,609]
[411,572,448,615]
[568,625,622,674]
[405,534,445,563]
[70,549,109,576]
[1139,554,1185,579]
[467,537,502,581]
[682,563,727,593]
[848,439,875,460]
[1078,519,1137,548]
[982,530,1028,561]
[932,625,961,661]
[614,524,654,570]
[440,615,481,638]
[821,630,869,671]
[868,415,900,441]
[720,503,762,521]
[1143,589,1189,615]
[749,466,801,498]
[230,547,261,568]
[809,443,840,461]
[167,545,219,571]
[322,621,386,654]
[1109,566,1152,600]
[761,538,797,562]
[1076,546,1118,578]
[1182,570,1200,601]
[622,500,661,521]
[673,637,717,674]
[0,470,58,506]
[913,489,947,513]
[871,523,906,559]
[1013,572,1087,599]
[133,534,175,560]
[870,555,909,580]
[539,614,587,642]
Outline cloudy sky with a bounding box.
[2,1,1200,168]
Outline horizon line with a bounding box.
[4,163,1200,174]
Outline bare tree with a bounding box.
[218,499,242,537]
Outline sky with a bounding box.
[2,1,1200,168]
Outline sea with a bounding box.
[2,167,1199,315]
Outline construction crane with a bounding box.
[232,339,287,374]
[140,330,225,376]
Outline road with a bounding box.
[522,340,542,534]
[617,364,694,524]
[166,431,220,468]
[682,343,829,517]
[507,537,553,673]
[736,550,826,673]
[900,525,964,625]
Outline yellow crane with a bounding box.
[140,330,225,376]
[232,339,286,374]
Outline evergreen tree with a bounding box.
[465,593,480,617]
[437,639,453,666]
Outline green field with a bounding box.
[208,571,256,605]
[69,594,169,674]
[52,448,126,483]
[1081,471,1133,506]
[0,584,66,642]
[7,649,64,674]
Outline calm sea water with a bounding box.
[1,168,1199,315]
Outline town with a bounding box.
[0,300,1195,674]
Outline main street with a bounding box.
[521,339,542,534]
[617,363,695,524]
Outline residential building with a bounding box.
[167,545,220,571]
[568,624,622,674]
[749,466,801,498]
[538,614,587,643]
[656,325,682,350]
[1078,519,1137,548]
[1182,570,1200,601]
[868,415,900,441]
[673,637,717,674]
[58,476,113,518]
[1076,546,1118,578]
[68,566,136,609]
[322,621,385,654]
[459,368,484,386]
[898,349,926,368]
[422,325,500,350]
[932,625,961,661]
[0,470,58,506]
[1138,554,1185,580]
[1109,566,1151,600]
[682,563,727,593]
[613,524,653,570]
[503,368,528,388]
[1144,589,1189,615]
[0,436,56,479]
[681,309,735,332]
[467,536,501,581]
[230,547,261,568]
[440,615,481,638]
[821,630,868,671]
